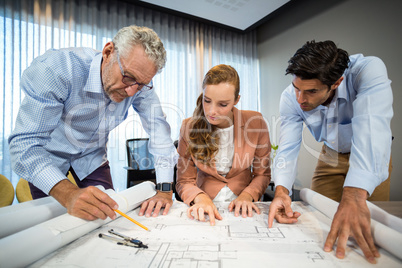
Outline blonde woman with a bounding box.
[176,64,271,225]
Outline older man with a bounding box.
[9,25,178,221]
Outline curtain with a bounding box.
[0,0,260,193]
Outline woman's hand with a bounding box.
[187,193,223,225]
[228,192,260,217]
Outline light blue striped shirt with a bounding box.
[9,47,177,194]
[274,54,393,195]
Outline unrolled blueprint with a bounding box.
[30,200,402,268]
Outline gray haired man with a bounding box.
[9,25,178,221]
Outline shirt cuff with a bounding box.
[273,177,294,196]
[344,168,379,196]
[35,166,68,195]
[154,152,178,184]
[155,167,174,184]
[242,188,261,202]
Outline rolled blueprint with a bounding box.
[366,201,402,233]
[300,188,402,260]
[0,181,156,267]
[0,196,67,238]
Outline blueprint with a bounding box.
[30,201,402,268]
[0,182,157,268]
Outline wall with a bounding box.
[257,0,402,200]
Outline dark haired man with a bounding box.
[268,40,393,264]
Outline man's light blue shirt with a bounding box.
[274,54,393,195]
[9,47,178,194]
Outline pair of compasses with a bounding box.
[99,229,148,248]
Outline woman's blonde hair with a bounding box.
[188,64,240,165]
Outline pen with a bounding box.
[114,209,150,231]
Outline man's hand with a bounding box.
[268,185,301,227]
[228,192,260,217]
[187,193,223,226]
[324,187,379,264]
[50,179,119,221]
[139,191,173,217]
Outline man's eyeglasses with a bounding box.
[116,51,153,91]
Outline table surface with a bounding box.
[29,201,402,268]
[371,201,402,218]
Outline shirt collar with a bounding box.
[83,52,104,94]
[336,76,349,101]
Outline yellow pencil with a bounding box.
[114,209,150,231]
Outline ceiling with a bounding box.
[136,0,292,32]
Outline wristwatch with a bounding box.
[156,182,173,192]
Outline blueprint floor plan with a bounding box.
[30,201,402,268]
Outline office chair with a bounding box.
[0,174,15,207]
[124,138,182,202]
[263,180,296,201]
[124,138,156,188]
[15,178,33,203]
[172,140,182,202]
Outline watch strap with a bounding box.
[156,182,173,192]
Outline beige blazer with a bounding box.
[176,107,271,205]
